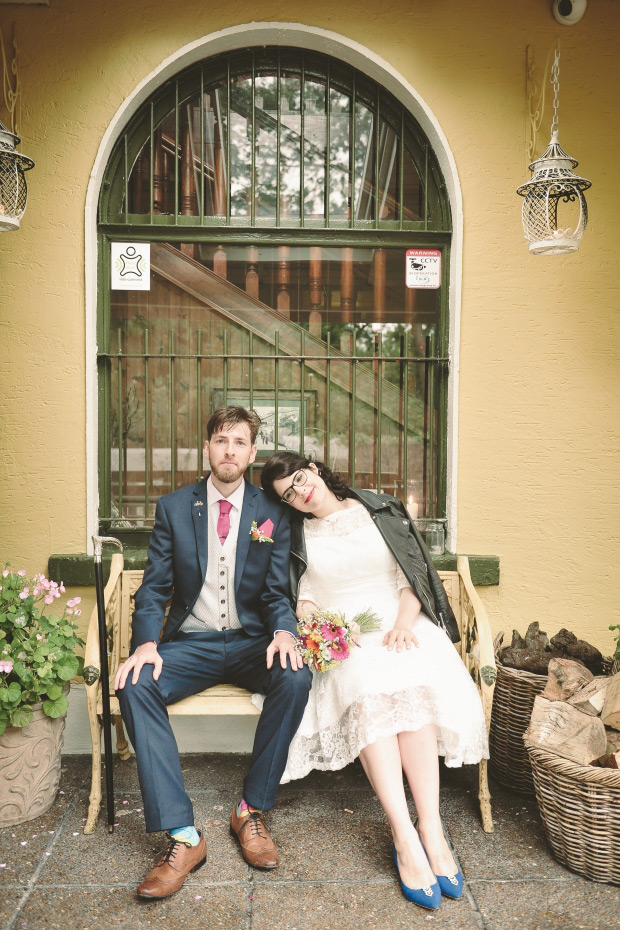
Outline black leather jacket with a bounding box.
[289,488,460,644]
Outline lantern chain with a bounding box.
[550,48,560,138]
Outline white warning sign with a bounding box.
[405,248,441,289]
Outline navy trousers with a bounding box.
[117,630,312,833]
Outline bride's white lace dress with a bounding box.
[278,504,489,783]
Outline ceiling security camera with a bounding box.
[552,0,588,25]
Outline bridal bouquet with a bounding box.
[296,607,382,673]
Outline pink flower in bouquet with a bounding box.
[296,606,381,673]
[328,641,350,662]
[320,623,341,642]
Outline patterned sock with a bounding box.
[237,799,262,817]
[169,825,200,846]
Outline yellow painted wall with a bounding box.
[1,0,619,653]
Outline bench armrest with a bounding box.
[457,555,497,732]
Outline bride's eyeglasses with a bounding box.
[280,470,308,504]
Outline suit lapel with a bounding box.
[192,481,208,580]
[235,481,260,592]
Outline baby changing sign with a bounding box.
[111,242,151,290]
[405,248,441,289]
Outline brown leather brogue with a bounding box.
[230,806,280,869]
[137,832,207,899]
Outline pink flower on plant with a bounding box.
[66,597,81,609]
[0,660,14,674]
[44,595,55,605]
[19,588,30,599]
[2,569,9,577]
[36,634,44,641]
[59,583,65,593]
[74,609,81,617]
[17,570,26,577]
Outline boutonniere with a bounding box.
[250,519,274,543]
[194,500,204,507]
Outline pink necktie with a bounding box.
[217,499,233,545]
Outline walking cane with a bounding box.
[92,536,123,834]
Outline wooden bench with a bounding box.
[83,552,497,833]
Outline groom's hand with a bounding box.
[114,641,162,690]
[266,631,304,671]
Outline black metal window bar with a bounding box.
[99,322,446,533]
[100,48,449,232]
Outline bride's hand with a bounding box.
[296,599,318,620]
[383,624,419,652]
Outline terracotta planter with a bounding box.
[0,694,67,827]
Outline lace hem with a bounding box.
[279,688,489,783]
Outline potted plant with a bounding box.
[0,565,84,826]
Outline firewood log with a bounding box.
[499,621,552,673]
[601,673,620,729]
[541,657,593,702]
[527,696,607,765]
[566,676,610,716]
[598,729,620,769]
[549,629,604,675]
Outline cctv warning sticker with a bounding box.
[405,249,441,289]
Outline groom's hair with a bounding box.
[206,406,261,445]
[261,452,350,502]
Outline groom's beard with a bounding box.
[211,461,246,484]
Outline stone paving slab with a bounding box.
[254,811,392,884]
[251,881,482,930]
[471,878,620,930]
[0,795,71,888]
[0,894,25,930]
[442,783,569,882]
[2,754,619,930]
[56,758,89,791]
[39,789,248,887]
[14,885,249,930]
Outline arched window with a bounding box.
[98,47,452,538]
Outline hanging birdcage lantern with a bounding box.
[517,49,591,255]
[0,120,34,232]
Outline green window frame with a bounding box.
[97,47,452,542]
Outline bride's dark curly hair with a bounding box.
[261,452,351,503]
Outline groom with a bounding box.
[115,405,311,899]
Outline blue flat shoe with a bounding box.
[416,831,464,900]
[392,846,441,910]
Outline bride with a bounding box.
[261,453,489,911]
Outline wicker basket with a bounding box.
[524,738,620,885]
[489,661,547,793]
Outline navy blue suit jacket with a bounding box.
[130,478,297,651]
